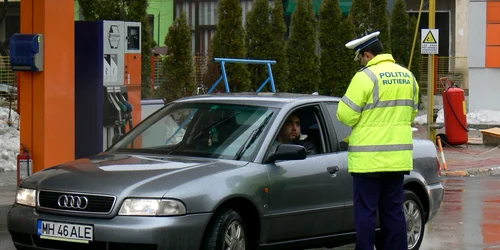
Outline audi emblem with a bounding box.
[57,195,89,209]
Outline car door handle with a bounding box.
[327,166,340,174]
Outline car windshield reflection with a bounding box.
[108,102,277,161]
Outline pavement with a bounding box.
[0,171,16,250]
[412,124,500,177]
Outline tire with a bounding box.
[202,208,249,250]
[404,190,425,250]
[374,190,425,250]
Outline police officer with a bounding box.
[337,31,419,250]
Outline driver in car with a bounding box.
[271,113,318,156]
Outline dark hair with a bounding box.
[360,40,384,56]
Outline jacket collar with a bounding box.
[366,54,395,67]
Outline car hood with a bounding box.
[22,153,246,198]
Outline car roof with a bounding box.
[173,92,341,107]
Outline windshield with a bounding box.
[109,102,278,161]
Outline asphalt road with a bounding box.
[2,173,500,249]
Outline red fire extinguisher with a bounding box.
[440,77,469,146]
[17,145,33,186]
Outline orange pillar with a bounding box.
[20,0,75,173]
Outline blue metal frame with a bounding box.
[207,58,277,94]
[165,58,277,145]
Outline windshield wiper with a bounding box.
[234,112,274,161]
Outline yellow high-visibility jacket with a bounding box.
[337,54,419,173]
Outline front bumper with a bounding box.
[7,204,212,250]
[426,182,444,222]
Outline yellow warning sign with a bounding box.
[423,30,437,43]
[421,29,439,54]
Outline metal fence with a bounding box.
[418,55,469,96]
[152,54,211,93]
[194,55,210,87]
[152,55,163,90]
[0,56,18,110]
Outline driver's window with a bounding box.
[271,106,327,156]
[325,102,352,151]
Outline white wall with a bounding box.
[469,69,500,111]
[455,0,468,57]
[468,2,486,68]
[467,1,500,111]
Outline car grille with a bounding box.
[38,190,116,214]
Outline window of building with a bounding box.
[148,14,155,41]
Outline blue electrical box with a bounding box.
[10,33,44,72]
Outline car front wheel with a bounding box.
[203,208,248,250]
[404,190,425,250]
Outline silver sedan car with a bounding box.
[8,93,444,250]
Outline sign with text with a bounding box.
[421,29,439,54]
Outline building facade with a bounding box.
[0,0,20,48]
[173,0,354,56]
[147,0,175,46]
[468,1,500,111]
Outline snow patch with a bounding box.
[0,107,20,171]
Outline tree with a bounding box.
[390,0,420,82]
[246,0,273,91]
[287,0,319,94]
[390,0,409,65]
[348,0,371,37]
[160,11,195,103]
[270,0,289,92]
[409,16,421,83]
[319,0,358,96]
[370,0,390,52]
[211,0,251,92]
[77,0,154,99]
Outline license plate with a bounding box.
[37,220,93,243]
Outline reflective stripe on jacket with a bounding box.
[337,54,419,173]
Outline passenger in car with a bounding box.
[271,112,318,156]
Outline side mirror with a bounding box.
[267,144,307,163]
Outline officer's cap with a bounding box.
[345,31,380,61]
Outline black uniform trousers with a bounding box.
[352,173,408,250]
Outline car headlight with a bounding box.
[15,188,36,207]
[118,198,187,216]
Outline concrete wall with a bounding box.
[468,2,486,68]
[455,0,468,57]
[468,1,500,111]
[469,69,500,111]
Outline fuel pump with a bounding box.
[106,87,125,146]
[103,87,120,148]
[118,92,134,131]
[75,20,142,159]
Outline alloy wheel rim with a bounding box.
[224,221,245,250]
[404,200,423,249]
